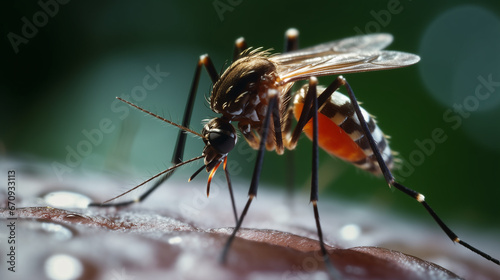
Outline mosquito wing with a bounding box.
[274,33,394,63]
[270,33,420,83]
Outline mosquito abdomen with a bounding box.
[294,85,393,174]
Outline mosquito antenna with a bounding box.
[116,97,204,138]
[101,155,204,204]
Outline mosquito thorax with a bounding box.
[201,117,237,170]
[210,52,279,125]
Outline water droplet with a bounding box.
[64,213,89,222]
[40,222,74,241]
[25,220,74,240]
[43,191,92,208]
[44,254,83,280]
[339,223,361,241]
[168,236,182,245]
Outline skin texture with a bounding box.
[1,159,499,280]
[1,207,460,280]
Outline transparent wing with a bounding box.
[269,33,420,83]
[273,33,394,64]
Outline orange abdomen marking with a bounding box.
[292,85,393,174]
[293,103,367,162]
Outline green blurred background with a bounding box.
[2,0,500,230]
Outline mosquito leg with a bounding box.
[233,37,248,62]
[283,101,297,197]
[281,27,299,141]
[173,54,219,164]
[286,76,344,150]
[278,27,300,144]
[190,56,239,223]
[282,28,300,194]
[284,28,299,52]
[341,76,500,266]
[220,90,279,263]
[223,157,238,224]
[127,55,219,203]
[89,55,221,208]
[251,29,299,154]
[304,77,342,278]
[272,99,284,155]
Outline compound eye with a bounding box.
[208,129,236,155]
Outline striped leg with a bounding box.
[340,76,500,266]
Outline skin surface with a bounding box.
[1,207,460,280]
[1,159,499,279]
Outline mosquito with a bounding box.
[89,28,499,276]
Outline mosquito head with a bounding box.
[202,117,237,171]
